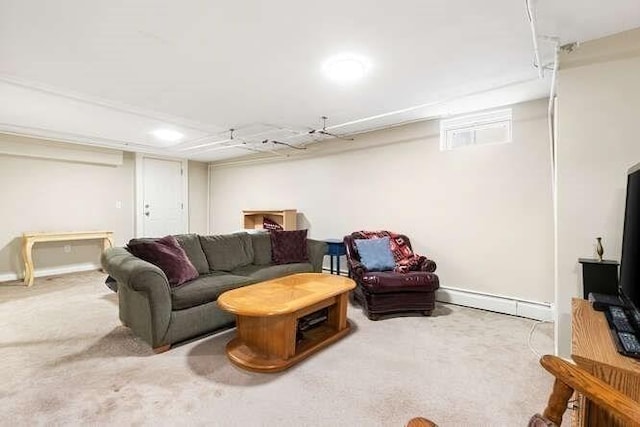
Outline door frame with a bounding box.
[135,153,189,238]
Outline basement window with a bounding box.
[440,109,512,151]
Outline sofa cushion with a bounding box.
[270,229,309,264]
[127,235,209,274]
[170,272,255,310]
[174,234,210,274]
[231,263,314,282]
[127,235,199,287]
[355,237,396,271]
[199,232,254,271]
[250,232,272,265]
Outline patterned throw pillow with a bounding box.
[270,229,309,264]
[127,235,199,286]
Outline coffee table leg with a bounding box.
[236,314,297,360]
[327,292,348,330]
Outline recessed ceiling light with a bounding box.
[151,129,184,142]
[323,54,370,83]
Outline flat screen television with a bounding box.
[619,162,640,311]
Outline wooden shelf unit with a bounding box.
[571,298,640,426]
[242,209,297,231]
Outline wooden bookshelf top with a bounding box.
[242,209,296,214]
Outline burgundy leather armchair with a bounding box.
[344,232,439,320]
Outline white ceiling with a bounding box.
[0,0,639,162]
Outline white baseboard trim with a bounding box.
[436,286,553,321]
[0,262,101,283]
[322,267,554,322]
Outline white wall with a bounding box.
[555,28,640,356]
[0,135,135,280]
[188,160,209,234]
[0,134,209,282]
[210,99,554,303]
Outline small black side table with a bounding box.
[325,239,346,275]
[578,258,619,299]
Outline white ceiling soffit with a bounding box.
[0,78,217,152]
[0,0,639,162]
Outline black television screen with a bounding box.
[620,162,640,310]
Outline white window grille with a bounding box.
[440,109,512,151]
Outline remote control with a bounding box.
[618,332,640,353]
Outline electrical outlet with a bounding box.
[64,245,71,253]
[115,201,122,209]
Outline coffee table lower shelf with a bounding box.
[226,320,352,373]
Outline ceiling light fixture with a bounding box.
[323,54,370,83]
[151,128,184,142]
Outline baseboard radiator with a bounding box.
[323,268,553,321]
[435,286,552,321]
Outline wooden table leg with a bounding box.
[22,238,35,286]
[103,234,114,252]
[328,292,348,330]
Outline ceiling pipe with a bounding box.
[319,0,548,134]
[196,0,553,159]
[526,0,544,79]
[176,127,284,151]
[324,75,540,131]
[547,41,559,182]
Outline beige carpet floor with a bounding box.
[0,271,555,426]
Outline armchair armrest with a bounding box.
[419,258,437,273]
[540,354,640,426]
[347,258,367,280]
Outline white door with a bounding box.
[141,157,186,237]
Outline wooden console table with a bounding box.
[22,231,114,286]
[571,298,640,426]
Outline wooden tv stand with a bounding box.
[571,298,640,426]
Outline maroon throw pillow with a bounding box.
[127,235,199,287]
[270,229,309,264]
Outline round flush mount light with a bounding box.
[151,128,184,142]
[322,54,370,83]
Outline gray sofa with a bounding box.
[101,232,327,353]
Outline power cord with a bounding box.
[528,319,553,358]
[527,319,580,414]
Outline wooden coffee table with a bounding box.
[217,273,356,372]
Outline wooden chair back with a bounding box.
[406,354,640,427]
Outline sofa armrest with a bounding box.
[101,247,172,346]
[306,239,328,272]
